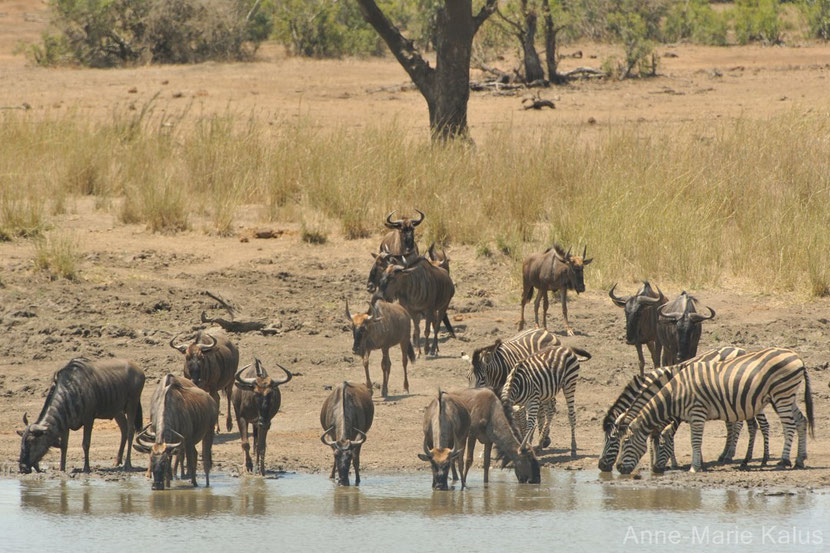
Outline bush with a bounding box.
[33,233,81,281]
[663,0,729,45]
[30,0,268,67]
[800,0,830,39]
[606,8,658,78]
[734,0,783,45]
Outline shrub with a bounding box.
[800,0,830,39]
[30,0,268,67]
[734,0,783,45]
[606,8,658,78]
[33,232,81,281]
[662,0,729,45]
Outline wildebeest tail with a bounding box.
[442,313,456,339]
[406,342,416,363]
[570,347,592,362]
[804,369,815,438]
[134,401,143,433]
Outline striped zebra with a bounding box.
[500,345,590,457]
[599,347,771,472]
[467,329,559,446]
[617,347,814,474]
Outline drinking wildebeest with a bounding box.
[656,291,715,365]
[609,281,667,375]
[346,299,415,397]
[232,358,293,475]
[134,374,217,490]
[17,357,145,474]
[418,390,471,490]
[375,257,455,356]
[170,328,239,432]
[519,244,593,336]
[320,382,374,486]
[450,388,540,484]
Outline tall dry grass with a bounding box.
[1,108,828,295]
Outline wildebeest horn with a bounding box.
[428,242,436,259]
[689,306,716,323]
[166,429,184,450]
[351,428,367,447]
[198,333,217,352]
[422,441,433,459]
[271,362,293,387]
[22,413,29,426]
[412,209,424,227]
[345,300,352,322]
[234,363,256,390]
[565,247,572,258]
[582,245,586,258]
[608,283,628,307]
[658,304,683,321]
[254,358,266,378]
[169,332,188,354]
[385,211,402,229]
[321,426,336,447]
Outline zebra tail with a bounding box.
[134,401,143,433]
[570,347,592,362]
[442,313,456,338]
[804,369,815,438]
[406,342,416,363]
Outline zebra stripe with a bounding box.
[599,347,747,472]
[501,345,587,457]
[617,347,814,474]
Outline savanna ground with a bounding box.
[1,0,829,491]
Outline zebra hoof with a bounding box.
[541,437,551,448]
[760,458,769,467]
[776,459,792,469]
[794,459,805,469]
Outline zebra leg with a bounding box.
[719,421,741,463]
[538,399,555,449]
[772,400,796,468]
[741,418,758,468]
[688,415,706,473]
[794,408,808,469]
[656,421,679,472]
[565,386,577,458]
[758,413,770,467]
[524,398,540,449]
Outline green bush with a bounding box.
[663,0,729,45]
[607,7,658,78]
[734,0,783,44]
[800,0,830,39]
[29,0,268,67]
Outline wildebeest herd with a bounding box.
[15,209,817,491]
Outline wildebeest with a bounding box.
[450,388,540,484]
[170,328,239,432]
[320,382,374,486]
[17,358,145,474]
[381,209,424,257]
[375,257,455,356]
[656,291,715,365]
[232,358,293,475]
[519,244,593,336]
[426,243,450,274]
[346,299,415,397]
[367,250,407,293]
[134,374,217,490]
[609,281,667,375]
[418,390,471,490]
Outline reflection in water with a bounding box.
[332,486,361,516]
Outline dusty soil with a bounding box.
[1,1,830,490]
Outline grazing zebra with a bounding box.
[500,345,590,457]
[599,347,772,472]
[466,328,560,447]
[617,347,814,474]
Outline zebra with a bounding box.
[605,347,771,472]
[617,347,814,474]
[466,328,560,447]
[500,345,590,457]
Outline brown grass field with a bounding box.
[1,0,829,490]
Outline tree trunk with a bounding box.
[541,0,567,84]
[521,11,545,83]
[355,0,497,140]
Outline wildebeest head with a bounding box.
[426,243,450,274]
[385,209,424,253]
[133,425,182,490]
[552,245,593,294]
[658,292,715,361]
[509,442,541,484]
[320,427,366,486]
[609,281,666,345]
[170,332,218,387]
[418,442,464,490]
[234,358,292,429]
[17,413,56,474]
[468,340,502,388]
[345,300,382,357]
[375,262,410,303]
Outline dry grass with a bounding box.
[1,108,829,295]
[33,232,81,280]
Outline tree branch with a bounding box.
[473,0,499,32]
[355,0,434,94]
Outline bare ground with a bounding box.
[1,0,830,490]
